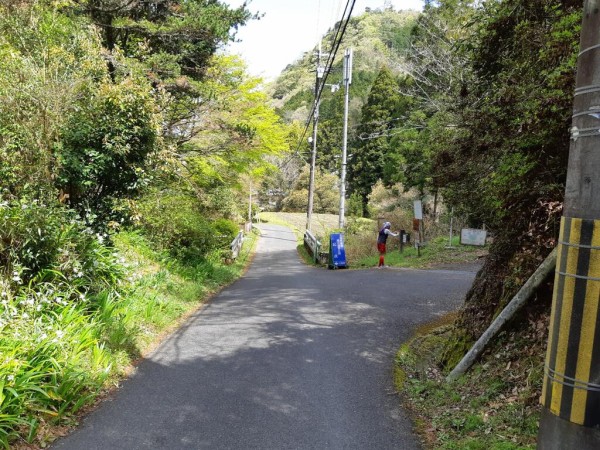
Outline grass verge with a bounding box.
[351,235,487,270]
[5,229,258,449]
[395,314,548,450]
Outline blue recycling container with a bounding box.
[328,233,347,269]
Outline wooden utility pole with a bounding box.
[537,1,600,447]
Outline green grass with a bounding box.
[258,212,485,270]
[396,321,543,450]
[351,235,486,270]
[0,228,258,448]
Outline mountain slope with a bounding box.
[270,8,419,124]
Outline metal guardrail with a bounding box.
[230,231,244,259]
[303,230,322,263]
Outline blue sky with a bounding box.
[225,0,424,80]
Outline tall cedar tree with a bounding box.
[348,67,404,216]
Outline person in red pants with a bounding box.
[377,222,398,268]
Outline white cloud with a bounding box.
[225,0,424,80]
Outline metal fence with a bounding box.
[230,231,244,259]
[303,230,322,263]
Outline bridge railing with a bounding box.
[230,231,244,259]
[303,230,322,263]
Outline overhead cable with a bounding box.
[292,0,357,157]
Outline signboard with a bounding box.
[328,233,347,269]
[412,218,421,232]
[460,228,487,246]
[413,200,423,220]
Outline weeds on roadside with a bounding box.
[396,321,545,450]
[0,199,257,447]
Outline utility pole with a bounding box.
[338,48,352,229]
[248,180,253,225]
[538,2,600,448]
[306,43,325,232]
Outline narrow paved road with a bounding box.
[54,224,476,450]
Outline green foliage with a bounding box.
[213,218,240,242]
[0,1,106,198]
[73,0,251,79]
[348,67,408,215]
[57,77,161,225]
[135,191,222,261]
[0,199,124,295]
[69,0,253,148]
[0,298,113,448]
[0,224,258,447]
[281,165,340,214]
[430,0,579,231]
[347,192,364,217]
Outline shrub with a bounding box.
[0,199,124,297]
[135,191,220,260]
[56,77,161,228]
[213,218,240,242]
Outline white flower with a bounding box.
[7,375,14,382]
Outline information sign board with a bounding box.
[460,228,487,246]
[414,200,423,220]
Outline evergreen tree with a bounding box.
[348,67,404,216]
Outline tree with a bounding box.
[282,165,339,214]
[71,0,254,146]
[72,0,251,78]
[56,76,161,224]
[0,1,107,199]
[179,56,290,186]
[425,0,581,365]
[348,67,406,216]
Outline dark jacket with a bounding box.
[377,228,389,244]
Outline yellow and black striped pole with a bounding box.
[540,218,600,445]
[538,1,600,447]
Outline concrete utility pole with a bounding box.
[538,2,600,448]
[248,180,253,224]
[338,48,352,229]
[306,44,325,232]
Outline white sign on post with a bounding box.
[460,228,487,246]
[413,200,423,220]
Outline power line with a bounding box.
[292,0,357,157]
[357,125,424,141]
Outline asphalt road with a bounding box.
[53,224,477,450]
